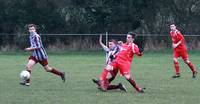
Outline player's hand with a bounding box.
[138,52,143,56]
[172,43,178,48]
[118,41,123,46]
[25,47,32,51]
[139,48,144,53]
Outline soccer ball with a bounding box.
[20,70,30,80]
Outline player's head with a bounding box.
[126,32,136,43]
[28,24,37,33]
[170,24,176,31]
[108,39,117,50]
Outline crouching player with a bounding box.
[20,24,65,86]
[170,24,197,78]
[99,32,145,93]
[92,35,127,92]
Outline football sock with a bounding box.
[50,68,62,76]
[99,80,109,90]
[107,70,117,83]
[187,62,196,73]
[127,78,141,92]
[99,69,110,90]
[100,69,109,80]
[108,77,115,83]
[174,61,180,75]
[107,85,120,90]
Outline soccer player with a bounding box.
[20,24,65,86]
[99,32,145,93]
[170,24,197,78]
[92,35,127,92]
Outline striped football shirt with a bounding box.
[29,32,48,61]
[103,45,120,65]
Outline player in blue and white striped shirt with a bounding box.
[29,30,48,62]
[20,24,65,86]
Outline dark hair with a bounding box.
[127,31,136,38]
[109,39,117,44]
[27,24,37,29]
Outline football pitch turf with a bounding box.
[0,52,200,104]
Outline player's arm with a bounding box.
[99,34,109,52]
[134,35,145,53]
[132,44,143,56]
[25,47,38,51]
[25,36,41,51]
[172,40,182,48]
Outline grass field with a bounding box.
[0,51,200,104]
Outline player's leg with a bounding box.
[99,64,126,91]
[26,59,36,73]
[99,76,127,92]
[99,68,110,82]
[92,68,109,88]
[98,65,114,91]
[20,59,36,86]
[107,83,127,92]
[172,57,181,78]
[172,50,181,78]
[92,68,118,89]
[103,68,127,92]
[124,73,144,93]
[42,60,65,82]
[182,54,197,78]
[119,62,144,93]
[108,69,118,83]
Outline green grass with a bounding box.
[0,52,200,104]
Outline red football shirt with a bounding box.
[170,30,186,50]
[115,43,140,62]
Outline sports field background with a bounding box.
[0,51,199,104]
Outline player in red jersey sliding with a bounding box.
[99,32,145,93]
[20,24,65,86]
[170,24,197,78]
[92,35,127,92]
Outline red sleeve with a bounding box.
[132,44,141,55]
[177,31,184,43]
[169,31,172,37]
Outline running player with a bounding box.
[20,24,65,86]
[99,32,145,93]
[169,24,197,78]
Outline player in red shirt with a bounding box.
[170,24,197,78]
[99,32,145,93]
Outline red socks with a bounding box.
[127,78,142,92]
[50,68,62,76]
[174,61,180,75]
[187,62,196,73]
[100,69,109,80]
[174,61,196,74]
[99,69,110,90]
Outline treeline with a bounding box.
[0,0,200,34]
